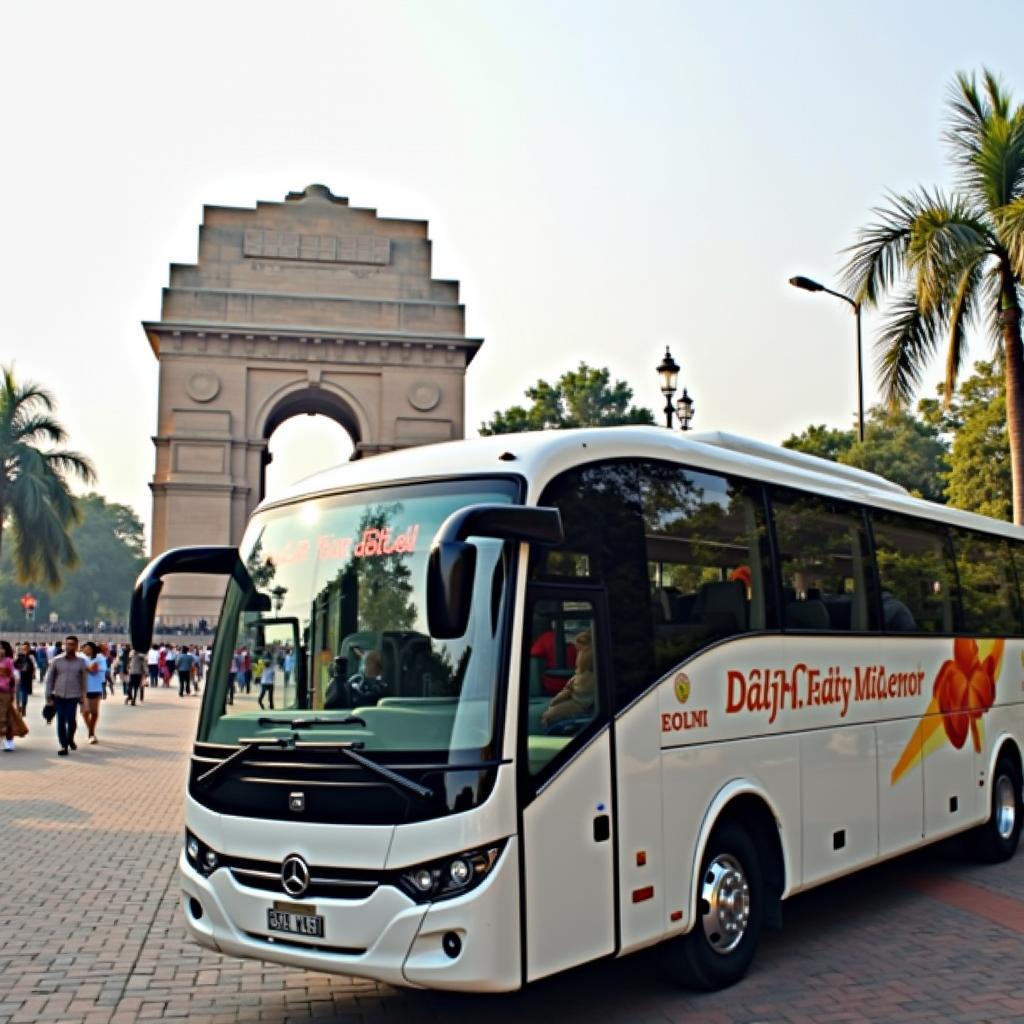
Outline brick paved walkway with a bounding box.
[1,687,1022,1024]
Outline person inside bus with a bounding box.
[530,619,577,695]
[540,629,595,729]
[346,648,387,705]
[881,590,917,631]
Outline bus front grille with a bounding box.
[222,854,380,901]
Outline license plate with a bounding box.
[267,908,324,938]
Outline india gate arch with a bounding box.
[255,381,367,499]
[145,184,482,626]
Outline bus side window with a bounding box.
[770,488,875,632]
[953,529,1022,635]
[870,511,956,633]
[640,462,772,679]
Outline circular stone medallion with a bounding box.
[186,372,221,403]
[407,382,441,412]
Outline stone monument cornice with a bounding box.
[143,321,482,365]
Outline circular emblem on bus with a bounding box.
[674,673,691,705]
[281,855,310,897]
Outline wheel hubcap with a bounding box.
[700,853,750,955]
[995,774,1017,840]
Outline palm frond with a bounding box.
[43,449,96,485]
[946,70,1024,211]
[840,190,930,306]
[945,70,989,166]
[944,254,987,403]
[10,413,68,448]
[874,289,946,407]
[905,191,993,313]
[985,68,1011,119]
[982,263,1008,351]
[994,195,1024,279]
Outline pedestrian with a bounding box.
[119,644,130,698]
[0,640,19,751]
[15,641,36,717]
[127,647,146,705]
[257,653,276,710]
[43,635,88,756]
[176,646,194,697]
[165,644,177,685]
[80,641,107,744]
[147,645,159,689]
[34,642,49,678]
[227,648,239,705]
[101,643,116,697]
[240,647,252,693]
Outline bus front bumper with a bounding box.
[178,842,521,992]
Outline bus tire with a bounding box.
[663,821,764,991]
[970,754,1022,864]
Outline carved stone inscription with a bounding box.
[243,229,390,265]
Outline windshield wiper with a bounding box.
[196,736,295,789]
[196,734,433,802]
[258,716,367,729]
[294,738,434,801]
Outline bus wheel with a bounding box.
[663,821,764,991]
[970,754,1022,864]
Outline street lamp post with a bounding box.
[656,347,696,431]
[788,275,864,443]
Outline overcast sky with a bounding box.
[2,0,1020,540]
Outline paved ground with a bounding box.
[1,686,1022,1024]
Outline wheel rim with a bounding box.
[995,774,1017,840]
[700,853,751,955]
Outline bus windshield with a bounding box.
[197,478,519,760]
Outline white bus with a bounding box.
[131,426,1024,992]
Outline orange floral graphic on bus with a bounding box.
[890,638,1003,785]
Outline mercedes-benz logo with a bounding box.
[281,855,310,898]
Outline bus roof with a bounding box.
[265,425,1023,540]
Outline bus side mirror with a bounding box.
[130,546,241,652]
[426,504,563,639]
[427,542,477,640]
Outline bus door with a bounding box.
[519,586,617,982]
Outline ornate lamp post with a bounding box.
[788,275,865,442]
[656,347,696,431]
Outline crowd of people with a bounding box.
[0,636,212,755]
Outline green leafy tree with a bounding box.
[480,362,655,434]
[784,406,949,501]
[0,365,95,586]
[345,503,417,633]
[0,493,146,625]
[922,360,1011,519]
[841,69,1024,521]
[781,424,855,462]
[843,407,950,503]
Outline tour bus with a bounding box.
[130,426,1024,993]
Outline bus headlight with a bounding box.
[185,830,221,877]
[398,841,506,902]
[449,858,472,887]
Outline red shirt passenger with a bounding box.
[530,630,577,696]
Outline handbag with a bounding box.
[42,702,56,724]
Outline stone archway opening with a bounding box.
[264,414,355,501]
[260,388,361,502]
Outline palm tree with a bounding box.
[842,69,1024,522]
[0,365,96,587]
